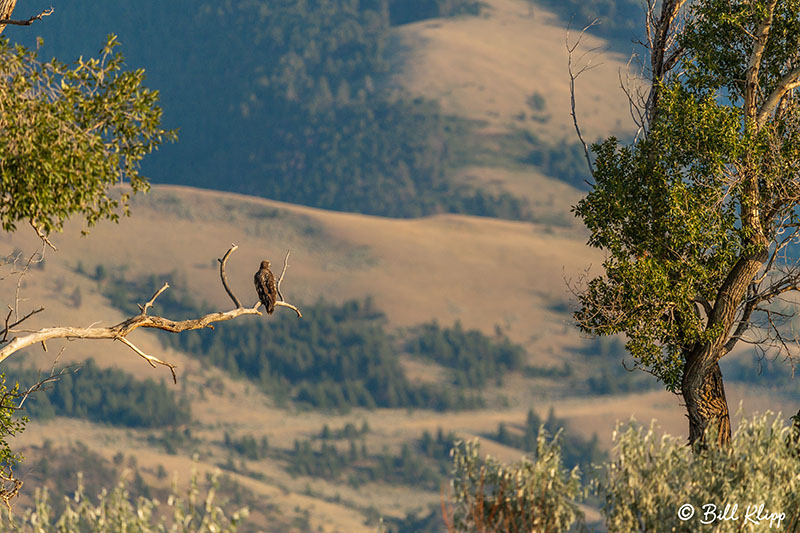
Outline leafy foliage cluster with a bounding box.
[574,0,800,395]
[575,87,750,390]
[492,408,606,472]
[7,359,191,428]
[0,375,26,504]
[406,320,525,387]
[0,35,173,235]
[8,0,535,221]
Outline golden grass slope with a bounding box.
[387,0,636,141]
[4,185,597,356]
[4,186,799,532]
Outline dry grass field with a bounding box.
[5,184,798,531]
[387,0,634,141]
[2,1,798,531]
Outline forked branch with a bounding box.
[0,7,54,29]
[0,245,293,381]
[218,244,243,308]
[274,249,302,317]
[566,18,603,176]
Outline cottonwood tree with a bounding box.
[0,23,301,506]
[573,0,800,447]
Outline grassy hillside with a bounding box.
[3,0,537,220]
[3,1,798,531]
[4,185,799,531]
[3,0,633,221]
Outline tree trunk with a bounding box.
[680,246,768,450]
[682,357,731,449]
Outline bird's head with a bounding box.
[261,260,271,269]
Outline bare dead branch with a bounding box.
[138,283,169,315]
[29,221,57,252]
[566,18,602,176]
[277,249,292,301]
[0,7,54,28]
[0,245,287,381]
[0,243,304,382]
[218,244,242,308]
[0,305,262,369]
[116,337,177,383]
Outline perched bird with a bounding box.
[254,260,278,315]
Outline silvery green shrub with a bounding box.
[6,468,248,532]
[601,412,799,532]
[448,432,585,532]
[445,412,799,532]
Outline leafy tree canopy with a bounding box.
[576,0,800,389]
[0,35,174,235]
[573,0,800,444]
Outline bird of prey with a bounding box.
[0,0,19,35]
[254,260,278,315]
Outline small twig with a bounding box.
[1,307,43,343]
[275,301,302,318]
[566,18,602,176]
[49,346,66,376]
[18,361,73,409]
[13,250,43,322]
[218,244,243,308]
[277,249,291,302]
[116,337,177,383]
[29,222,57,252]
[1,309,11,343]
[138,283,169,315]
[0,7,54,27]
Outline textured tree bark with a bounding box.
[682,359,731,448]
[0,0,18,34]
[681,247,767,449]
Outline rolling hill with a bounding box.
[2,0,799,531]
